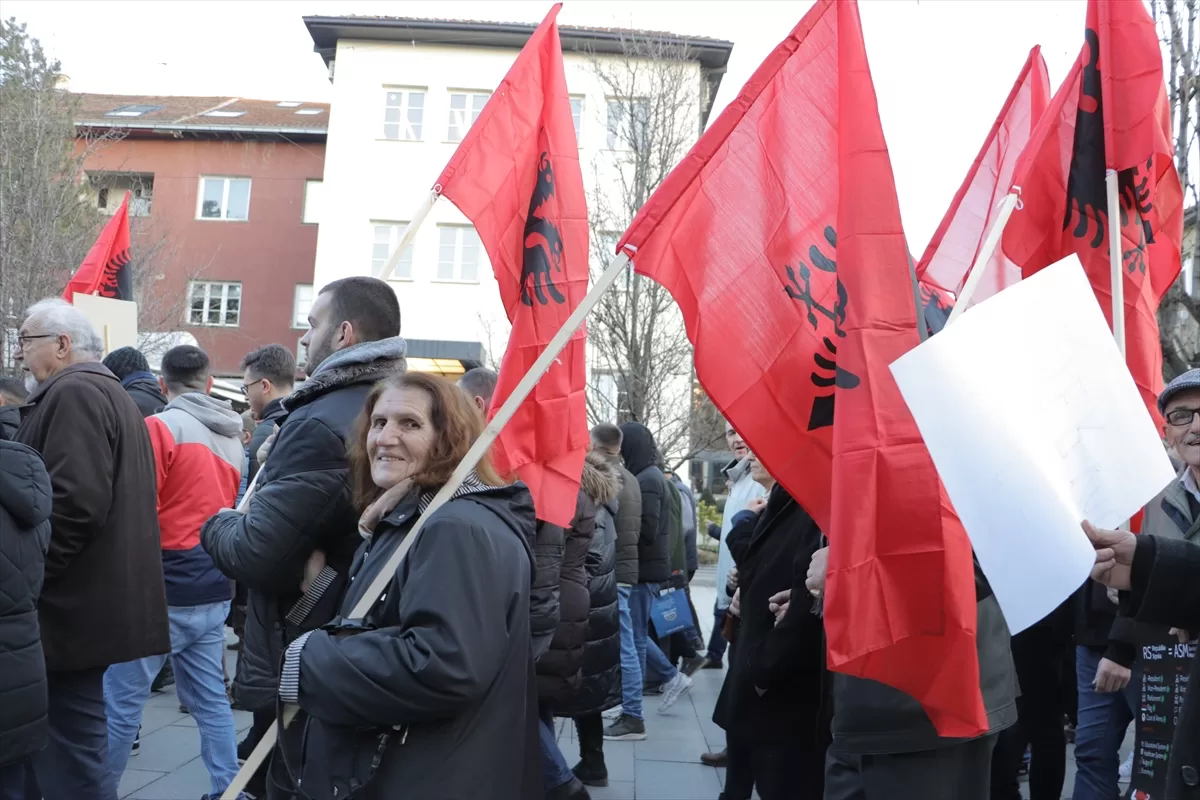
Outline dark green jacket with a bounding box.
[665,480,686,581]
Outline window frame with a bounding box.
[292,284,314,330]
[186,281,242,328]
[605,97,650,152]
[302,180,322,225]
[370,221,416,281]
[195,176,251,222]
[381,87,426,142]
[446,90,491,143]
[569,95,585,144]
[435,224,483,284]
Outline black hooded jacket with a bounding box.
[0,406,52,765]
[120,371,167,418]
[281,482,540,800]
[619,423,671,584]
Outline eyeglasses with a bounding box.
[14,333,57,350]
[239,380,265,396]
[1165,406,1200,427]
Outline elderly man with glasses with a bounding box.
[12,298,168,800]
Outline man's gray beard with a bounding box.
[24,374,39,394]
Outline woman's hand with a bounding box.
[301,549,326,594]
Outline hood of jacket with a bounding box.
[581,451,620,508]
[619,422,658,475]
[0,437,52,529]
[287,336,408,411]
[0,405,19,440]
[164,392,242,437]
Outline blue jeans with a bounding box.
[617,584,644,719]
[707,603,729,661]
[1072,645,1140,800]
[627,583,677,710]
[105,601,238,796]
[538,707,574,790]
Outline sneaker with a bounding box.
[131,725,141,756]
[643,683,663,696]
[572,757,608,787]
[700,749,728,768]
[601,705,624,720]
[657,671,693,713]
[179,703,190,714]
[701,656,724,670]
[1119,750,1134,781]
[682,655,709,677]
[603,714,647,741]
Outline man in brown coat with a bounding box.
[14,298,169,800]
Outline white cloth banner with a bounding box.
[890,259,1174,634]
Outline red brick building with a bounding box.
[75,94,327,376]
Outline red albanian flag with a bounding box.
[1002,0,1183,426]
[63,191,133,302]
[917,47,1050,308]
[618,0,985,737]
[436,3,588,527]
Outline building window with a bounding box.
[187,281,241,327]
[302,180,322,225]
[371,222,415,280]
[437,225,482,283]
[197,176,250,221]
[606,98,650,151]
[293,284,313,329]
[89,172,154,216]
[383,88,424,141]
[569,96,584,142]
[447,92,490,142]
[296,335,308,370]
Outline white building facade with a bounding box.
[304,16,731,459]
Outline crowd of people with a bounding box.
[0,275,1196,800]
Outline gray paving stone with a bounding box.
[137,704,188,736]
[128,756,215,800]
[590,780,637,800]
[128,725,207,773]
[634,759,723,800]
[117,768,166,800]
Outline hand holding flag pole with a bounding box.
[219,249,632,800]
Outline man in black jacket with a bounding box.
[202,276,405,796]
[103,346,167,417]
[239,343,295,481]
[605,422,692,741]
[0,405,52,800]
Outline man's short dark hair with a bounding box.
[590,423,623,453]
[459,367,498,406]
[320,277,401,343]
[0,376,28,404]
[161,345,210,393]
[240,343,296,388]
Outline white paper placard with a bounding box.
[890,259,1174,634]
[73,293,138,356]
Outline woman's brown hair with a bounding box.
[349,371,503,512]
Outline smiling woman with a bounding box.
[274,371,540,800]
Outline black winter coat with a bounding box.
[281,482,540,800]
[202,338,407,711]
[713,485,830,750]
[536,488,595,705]
[17,363,170,671]
[609,456,641,586]
[530,520,563,661]
[120,371,167,418]
[247,396,287,482]
[0,407,52,766]
[556,453,621,717]
[1125,534,1200,800]
[619,423,671,584]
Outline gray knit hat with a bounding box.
[1158,369,1200,415]
[102,346,150,381]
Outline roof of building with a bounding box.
[304,15,734,125]
[72,94,330,140]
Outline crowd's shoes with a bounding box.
[643,683,664,696]
[572,756,608,788]
[700,749,728,768]
[657,672,692,713]
[682,655,709,676]
[131,725,141,756]
[603,714,647,741]
[547,777,591,800]
[602,705,623,721]
[701,657,724,670]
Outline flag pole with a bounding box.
[220,251,633,800]
[375,190,440,282]
[1104,170,1126,356]
[945,191,1020,326]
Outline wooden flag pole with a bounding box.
[1104,170,1127,356]
[375,190,439,282]
[945,191,1021,326]
[220,251,634,800]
